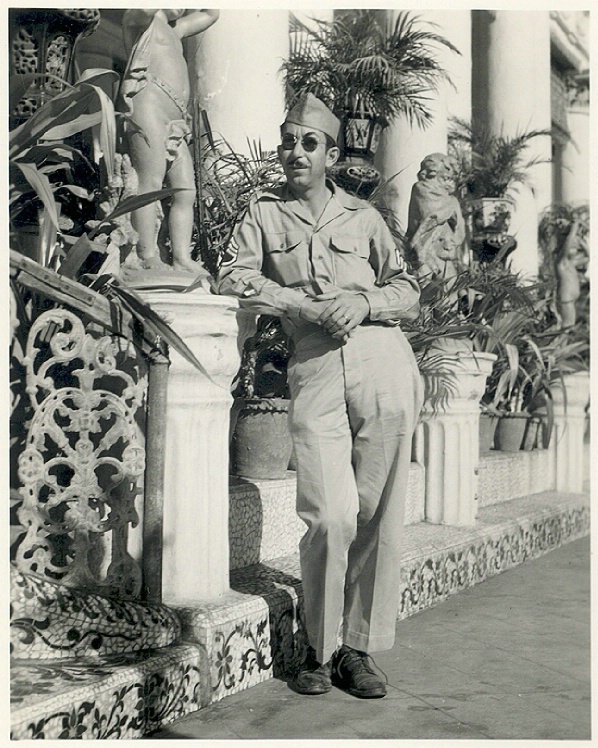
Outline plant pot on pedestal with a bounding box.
[521,415,540,451]
[494,412,530,452]
[471,197,515,236]
[232,397,293,480]
[479,411,499,453]
[329,113,384,199]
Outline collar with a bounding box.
[258,178,367,212]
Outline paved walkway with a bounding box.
[151,537,591,741]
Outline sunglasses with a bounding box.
[280,133,324,152]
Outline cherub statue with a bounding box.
[120,9,219,275]
[555,216,584,329]
[406,153,467,279]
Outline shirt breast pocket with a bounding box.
[329,234,374,286]
[263,230,308,287]
[330,235,370,259]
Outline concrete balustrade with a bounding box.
[551,372,590,494]
[422,348,496,526]
[138,288,255,604]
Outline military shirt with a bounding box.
[216,180,420,332]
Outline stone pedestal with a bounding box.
[551,372,590,494]
[422,347,496,526]
[138,288,255,604]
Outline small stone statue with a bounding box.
[406,153,466,279]
[120,9,219,277]
[555,217,583,329]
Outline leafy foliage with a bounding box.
[10,69,119,240]
[282,10,459,127]
[196,138,285,275]
[448,117,552,200]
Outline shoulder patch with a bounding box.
[220,235,239,267]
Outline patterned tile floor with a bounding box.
[151,536,591,740]
[10,489,589,740]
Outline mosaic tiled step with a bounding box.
[10,566,181,660]
[11,491,589,739]
[10,644,202,739]
[229,462,425,570]
[179,490,590,709]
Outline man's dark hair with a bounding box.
[324,134,338,151]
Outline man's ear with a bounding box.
[277,144,284,162]
[326,146,340,167]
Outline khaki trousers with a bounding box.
[288,324,423,665]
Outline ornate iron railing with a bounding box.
[14,308,147,597]
[10,252,169,601]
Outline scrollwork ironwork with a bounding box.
[13,308,147,598]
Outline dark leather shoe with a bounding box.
[332,645,387,698]
[291,648,332,695]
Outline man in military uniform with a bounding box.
[216,94,423,699]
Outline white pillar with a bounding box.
[138,289,255,604]
[188,10,289,153]
[375,10,471,230]
[473,10,552,277]
[422,346,496,526]
[551,372,590,494]
[562,106,589,204]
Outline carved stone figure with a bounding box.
[120,9,219,275]
[406,153,466,279]
[555,217,583,328]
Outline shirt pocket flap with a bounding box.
[330,235,370,258]
[264,230,304,254]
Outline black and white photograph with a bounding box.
[8,4,591,741]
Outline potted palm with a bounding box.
[282,10,458,196]
[448,118,551,262]
[403,260,540,411]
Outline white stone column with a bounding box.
[473,10,552,278]
[138,289,255,604]
[562,105,589,204]
[551,372,590,494]
[422,347,496,526]
[188,10,289,153]
[375,10,472,230]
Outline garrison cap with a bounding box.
[283,93,340,142]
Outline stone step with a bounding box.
[10,643,203,739]
[229,462,425,570]
[181,489,589,709]
[229,448,556,569]
[12,489,589,739]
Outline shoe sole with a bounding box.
[342,687,387,699]
[289,682,332,696]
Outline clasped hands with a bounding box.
[299,292,370,343]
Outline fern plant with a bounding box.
[448,118,552,200]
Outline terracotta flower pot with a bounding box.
[494,412,530,452]
[521,416,540,451]
[479,412,498,453]
[232,397,293,480]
